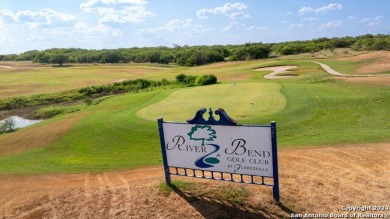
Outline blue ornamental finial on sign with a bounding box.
[187,108,238,126]
[208,108,214,121]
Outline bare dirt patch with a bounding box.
[0,114,84,155]
[255,66,298,79]
[110,79,127,84]
[1,143,388,218]
[338,51,389,62]
[339,51,390,74]
[0,61,43,68]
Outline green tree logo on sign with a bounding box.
[188,125,217,146]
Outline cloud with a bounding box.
[222,22,266,32]
[221,22,242,31]
[248,25,267,31]
[319,20,342,30]
[299,3,343,14]
[137,19,212,36]
[33,23,124,47]
[302,17,318,22]
[0,17,8,43]
[361,16,382,27]
[196,2,250,19]
[0,8,77,27]
[348,16,358,20]
[298,7,313,14]
[287,23,304,31]
[80,0,154,24]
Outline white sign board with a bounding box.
[162,123,274,177]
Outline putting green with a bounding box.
[137,83,286,122]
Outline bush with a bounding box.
[0,97,29,110]
[175,74,196,86]
[195,74,218,86]
[32,105,83,119]
[78,78,172,97]
[0,118,15,134]
[176,74,217,86]
[175,74,186,83]
[84,97,93,105]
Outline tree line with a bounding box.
[1,34,389,66]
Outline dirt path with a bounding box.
[257,61,389,79]
[311,61,389,77]
[255,66,298,79]
[1,143,389,218]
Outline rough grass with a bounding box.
[0,63,178,99]
[159,181,251,205]
[316,51,390,75]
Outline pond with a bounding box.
[0,116,43,129]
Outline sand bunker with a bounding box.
[0,66,14,69]
[255,66,298,79]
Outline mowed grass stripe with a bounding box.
[137,83,286,121]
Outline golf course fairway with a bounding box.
[137,83,286,121]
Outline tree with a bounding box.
[188,125,217,146]
[0,118,15,134]
[49,53,69,66]
[100,51,123,63]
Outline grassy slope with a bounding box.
[0,90,170,173]
[138,83,286,121]
[1,54,390,174]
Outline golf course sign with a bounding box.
[158,108,280,202]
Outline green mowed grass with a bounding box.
[1,56,390,174]
[137,83,286,121]
[273,82,390,145]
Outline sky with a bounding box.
[0,0,389,54]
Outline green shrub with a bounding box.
[0,118,15,134]
[176,74,196,86]
[176,74,217,86]
[195,74,218,86]
[78,78,171,97]
[33,105,83,119]
[0,97,29,110]
[84,97,93,106]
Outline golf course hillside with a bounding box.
[0,50,389,217]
